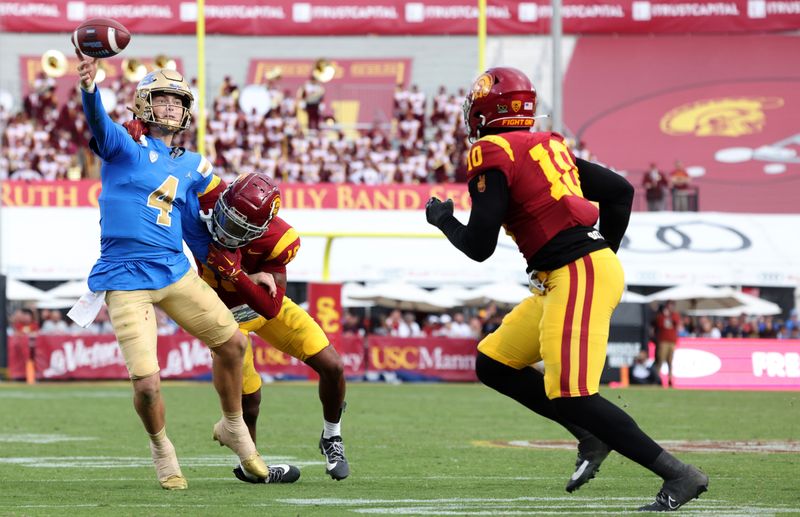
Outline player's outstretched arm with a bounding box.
[76,49,137,160]
[576,158,634,253]
[426,169,508,262]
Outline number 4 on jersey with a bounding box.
[147,175,179,226]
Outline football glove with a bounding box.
[425,197,454,228]
[207,244,243,281]
[123,119,148,141]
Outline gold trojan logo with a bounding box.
[270,195,281,220]
[660,97,783,137]
[316,296,340,333]
[471,73,493,100]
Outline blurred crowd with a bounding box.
[1,74,601,185]
[8,305,178,338]
[13,301,797,341]
[672,313,799,340]
[1,68,704,215]
[8,302,508,341]
[342,303,506,340]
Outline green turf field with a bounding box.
[0,382,798,516]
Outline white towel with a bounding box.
[67,290,106,328]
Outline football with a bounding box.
[71,18,131,58]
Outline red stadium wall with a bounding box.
[2,0,799,35]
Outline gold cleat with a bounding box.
[240,453,268,479]
[150,440,187,490]
[212,418,267,479]
[159,474,188,490]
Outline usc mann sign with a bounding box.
[367,338,478,381]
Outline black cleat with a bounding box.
[319,434,350,480]
[566,439,611,493]
[639,464,709,512]
[233,463,301,484]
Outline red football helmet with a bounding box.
[462,67,537,142]
[212,173,281,248]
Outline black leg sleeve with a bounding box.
[475,353,593,442]
[552,394,663,467]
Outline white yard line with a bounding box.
[0,455,324,468]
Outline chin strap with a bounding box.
[472,114,487,143]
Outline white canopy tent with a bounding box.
[685,290,782,317]
[341,283,376,308]
[644,285,744,312]
[620,290,648,304]
[429,285,475,303]
[349,282,457,312]
[45,280,89,300]
[460,282,533,308]
[6,279,50,301]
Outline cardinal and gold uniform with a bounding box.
[196,216,329,395]
[466,131,624,400]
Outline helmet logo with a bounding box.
[471,73,493,100]
[270,195,281,220]
[139,73,158,86]
[497,104,508,114]
[511,100,522,113]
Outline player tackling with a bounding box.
[179,172,351,482]
[425,67,709,512]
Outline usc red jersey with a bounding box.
[465,131,599,263]
[197,216,300,309]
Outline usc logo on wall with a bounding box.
[660,97,783,137]
[370,346,419,369]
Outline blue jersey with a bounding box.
[182,190,213,265]
[82,88,212,291]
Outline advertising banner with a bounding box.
[32,334,131,380]
[7,332,367,381]
[6,335,32,380]
[1,180,470,210]
[2,0,799,35]
[366,336,478,381]
[672,338,800,390]
[251,332,365,379]
[307,282,344,343]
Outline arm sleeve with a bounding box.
[233,274,285,319]
[81,88,136,161]
[576,158,634,253]
[437,169,508,262]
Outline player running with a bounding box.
[425,66,709,512]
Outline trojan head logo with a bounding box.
[660,97,783,137]
[471,73,493,100]
[511,100,522,113]
[477,174,486,192]
[269,195,281,220]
